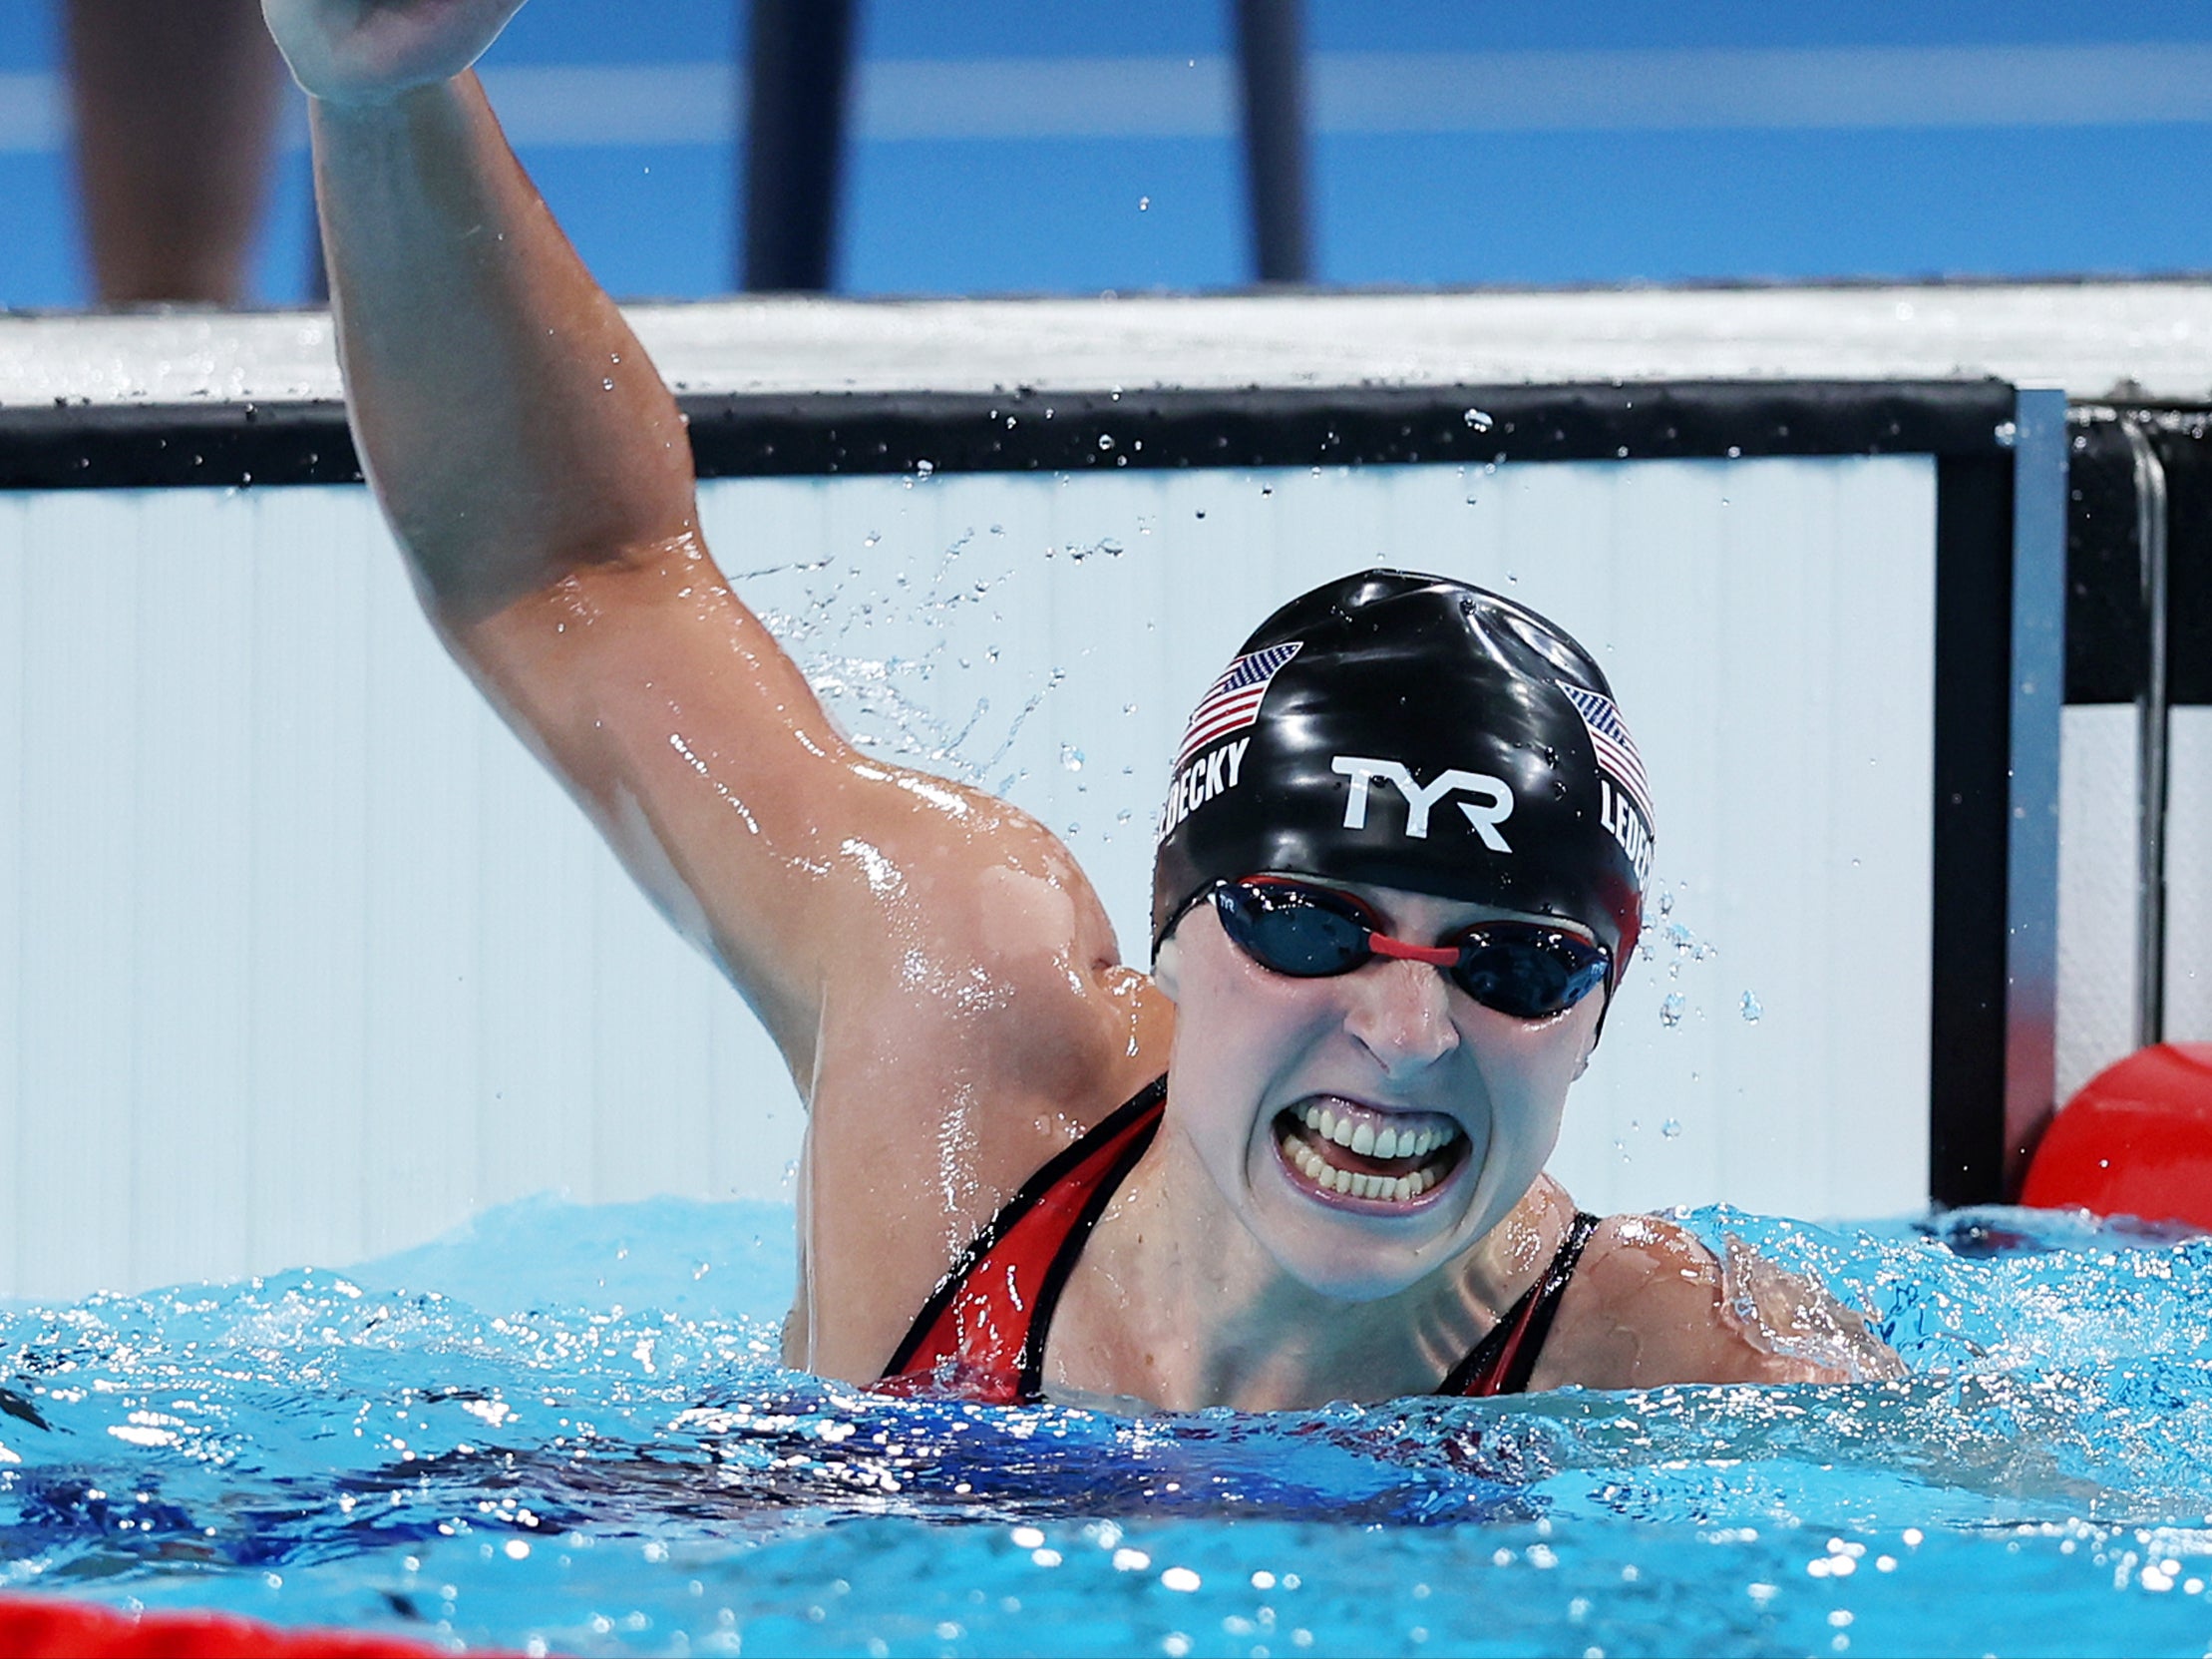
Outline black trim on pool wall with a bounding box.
[1928,455,2017,1209]
[1,378,2018,491]
[2064,419,2146,706]
[2063,407,2212,708]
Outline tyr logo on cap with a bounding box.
[1330,756,1515,851]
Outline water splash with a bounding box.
[739,530,1083,794]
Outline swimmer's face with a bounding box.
[1154,877,1604,1302]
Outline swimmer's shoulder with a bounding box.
[798,757,1175,1145]
[1531,1209,1905,1390]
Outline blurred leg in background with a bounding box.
[63,0,288,305]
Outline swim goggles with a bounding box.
[1209,876,1610,1021]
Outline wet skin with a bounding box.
[265,0,1901,1411]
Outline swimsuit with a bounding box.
[877,1077,1600,1405]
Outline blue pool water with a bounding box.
[2,1196,2210,1657]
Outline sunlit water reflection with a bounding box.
[2,1196,2209,1657]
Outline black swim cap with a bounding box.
[1150,571,1654,984]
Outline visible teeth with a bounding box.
[1282,1108,1465,1203]
[1290,1148,1434,1204]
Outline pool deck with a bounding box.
[3,276,2210,408]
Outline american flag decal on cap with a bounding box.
[1559,683,1656,831]
[1175,641,1303,768]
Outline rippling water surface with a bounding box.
[2,1196,2210,1656]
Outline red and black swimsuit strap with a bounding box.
[1006,1083,1166,1398]
[1436,1209,1602,1398]
[880,1076,1167,1396]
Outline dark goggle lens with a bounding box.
[1212,882,1370,975]
[1449,930,1610,1019]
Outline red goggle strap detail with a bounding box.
[1364,932,1462,967]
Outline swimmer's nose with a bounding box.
[1343,955,1460,1076]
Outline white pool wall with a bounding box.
[2057,705,2212,1102]
[0,454,1935,1300]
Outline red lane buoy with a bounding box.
[0,1592,490,1657]
[2021,1042,2212,1229]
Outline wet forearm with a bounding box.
[312,75,696,622]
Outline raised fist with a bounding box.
[261,0,530,104]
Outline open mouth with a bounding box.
[1272,1097,1467,1207]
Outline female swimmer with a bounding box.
[260,0,1898,1409]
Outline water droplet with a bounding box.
[1660,1117,1682,1139]
[1098,434,1115,451]
[1659,992,1685,1029]
[600,377,615,391]
[1059,745,1084,772]
[1463,407,1493,431]
[1994,420,2018,448]
[1740,991,1762,1024]
[1138,196,1151,210]
[915,459,935,478]
[864,532,881,547]
[1116,808,1133,824]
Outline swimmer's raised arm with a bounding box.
[266,0,689,622]
[263,1,1164,1155]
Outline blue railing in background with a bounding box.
[6,0,2212,306]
